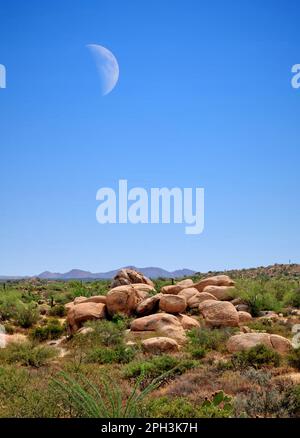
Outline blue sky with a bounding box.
[0,0,300,275]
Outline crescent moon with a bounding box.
[87,44,119,96]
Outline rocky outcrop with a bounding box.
[159,294,187,314]
[110,268,154,289]
[227,332,292,354]
[141,337,179,353]
[199,300,239,327]
[194,275,235,293]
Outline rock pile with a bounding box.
[64,270,292,355]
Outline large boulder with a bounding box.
[176,279,194,288]
[141,337,179,353]
[176,314,201,330]
[106,285,143,317]
[227,333,292,354]
[67,302,106,333]
[194,275,235,293]
[199,300,239,327]
[202,285,235,301]
[159,294,187,314]
[238,311,252,324]
[188,292,217,308]
[178,287,198,301]
[136,294,162,316]
[130,313,186,343]
[161,284,185,295]
[110,268,154,289]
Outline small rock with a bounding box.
[141,337,179,354]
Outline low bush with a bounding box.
[288,347,300,370]
[48,304,66,317]
[85,345,136,364]
[146,391,233,418]
[231,344,281,369]
[247,319,291,338]
[30,319,65,341]
[188,327,236,353]
[0,341,56,367]
[123,355,197,381]
[14,303,39,328]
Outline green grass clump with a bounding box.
[48,304,66,317]
[187,327,236,354]
[85,345,136,364]
[231,344,281,369]
[145,391,233,418]
[123,355,196,380]
[14,303,39,328]
[51,371,161,418]
[30,319,65,341]
[0,341,57,368]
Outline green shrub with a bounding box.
[30,319,65,341]
[0,341,56,367]
[288,347,300,370]
[0,292,21,321]
[146,396,200,418]
[188,327,236,353]
[190,346,207,359]
[85,345,136,364]
[14,303,39,328]
[48,304,66,317]
[198,391,233,418]
[123,355,196,381]
[247,319,291,338]
[231,344,280,369]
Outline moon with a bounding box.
[87,44,119,96]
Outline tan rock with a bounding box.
[75,296,107,305]
[130,313,186,343]
[161,284,184,295]
[110,268,154,289]
[238,311,252,324]
[0,333,27,348]
[136,294,162,316]
[226,332,292,354]
[141,337,179,354]
[106,285,141,317]
[67,302,106,333]
[203,285,235,301]
[176,279,194,288]
[177,314,201,330]
[194,275,235,292]
[199,300,239,327]
[187,292,217,308]
[178,287,198,301]
[270,334,292,354]
[159,294,187,314]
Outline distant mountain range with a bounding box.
[36,266,195,280]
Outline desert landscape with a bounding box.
[0,265,300,418]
